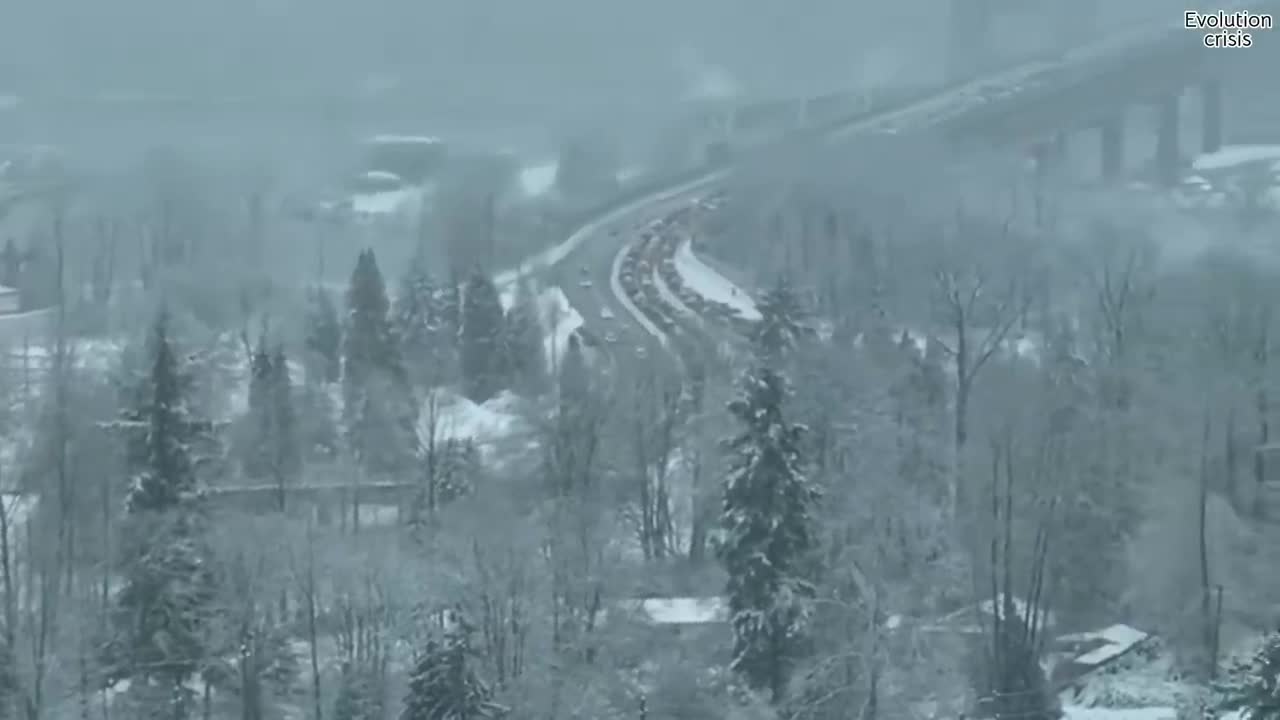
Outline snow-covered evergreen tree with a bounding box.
[402,611,495,720]
[239,335,274,479]
[344,249,415,475]
[460,267,505,402]
[719,359,820,704]
[125,310,206,513]
[1216,628,1280,720]
[108,310,219,715]
[269,345,301,500]
[299,377,340,463]
[394,245,441,388]
[502,278,545,394]
[305,287,342,384]
[751,275,808,366]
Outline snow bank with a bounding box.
[673,239,761,321]
[518,161,558,198]
[420,389,525,452]
[494,281,583,368]
[1192,144,1280,172]
[537,286,583,368]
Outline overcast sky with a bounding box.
[0,0,1183,172]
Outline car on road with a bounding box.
[604,332,618,344]
[600,308,614,321]
[635,346,647,359]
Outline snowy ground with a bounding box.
[673,239,761,321]
[497,281,584,369]
[416,388,526,457]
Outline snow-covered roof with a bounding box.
[361,170,402,183]
[621,596,728,625]
[1056,624,1149,667]
[364,134,442,146]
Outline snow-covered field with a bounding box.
[673,239,761,321]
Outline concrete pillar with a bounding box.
[1202,79,1223,154]
[1156,93,1181,186]
[1100,115,1124,181]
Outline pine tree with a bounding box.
[394,245,440,388]
[502,279,545,394]
[1216,628,1280,719]
[305,287,342,384]
[719,360,820,704]
[344,249,415,475]
[299,379,340,463]
[402,611,495,720]
[439,281,461,345]
[459,267,505,402]
[269,345,301,506]
[126,311,204,513]
[0,238,18,290]
[240,335,274,479]
[108,310,218,714]
[751,275,808,366]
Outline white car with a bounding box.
[635,346,647,359]
[604,332,618,344]
[600,308,614,321]
[579,278,593,289]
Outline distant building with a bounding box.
[0,284,18,313]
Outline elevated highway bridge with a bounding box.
[680,0,1277,186]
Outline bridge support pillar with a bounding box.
[1100,115,1124,181]
[1201,80,1223,154]
[1156,93,1182,186]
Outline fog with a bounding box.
[2,0,1188,171]
[2,2,1278,718]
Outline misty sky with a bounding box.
[4,0,1183,102]
[0,0,1186,174]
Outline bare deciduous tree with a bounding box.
[930,219,1030,518]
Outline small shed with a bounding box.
[0,284,18,313]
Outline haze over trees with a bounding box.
[0,7,1277,717]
